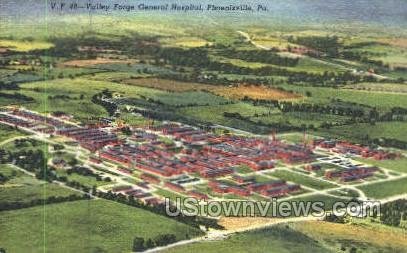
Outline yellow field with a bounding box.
[0,39,53,52]
[124,78,301,101]
[60,58,135,67]
[380,38,407,49]
[218,217,281,231]
[160,37,212,48]
[212,84,301,100]
[293,220,407,250]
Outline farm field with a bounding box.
[87,71,149,82]
[294,57,348,73]
[278,84,407,109]
[179,102,271,121]
[316,122,407,143]
[123,78,212,92]
[347,43,407,68]
[60,58,135,68]
[0,39,53,52]
[178,103,273,133]
[123,78,304,102]
[90,63,176,76]
[160,37,212,48]
[252,112,351,128]
[292,220,407,252]
[357,177,407,199]
[0,199,203,253]
[0,165,81,207]
[344,82,407,93]
[212,84,300,100]
[8,78,230,121]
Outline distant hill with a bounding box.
[1,0,406,37]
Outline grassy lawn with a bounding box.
[0,181,79,205]
[55,169,110,188]
[0,199,203,253]
[169,219,407,253]
[0,165,81,206]
[353,157,407,174]
[282,194,349,211]
[292,219,407,253]
[0,124,27,143]
[268,170,337,190]
[155,188,187,202]
[357,177,407,199]
[280,132,320,144]
[316,122,407,143]
[234,165,253,174]
[167,224,331,253]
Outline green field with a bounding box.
[0,165,81,206]
[278,85,407,109]
[252,111,351,128]
[316,122,407,143]
[353,157,407,174]
[268,170,337,190]
[0,199,203,253]
[0,124,27,143]
[55,169,110,188]
[211,54,347,74]
[168,219,407,253]
[11,78,230,121]
[282,194,350,210]
[155,188,188,202]
[347,43,407,68]
[167,224,330,253]
[357,177,407,199]
[294,57,348,73]
[178,102,272,132]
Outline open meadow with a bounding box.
[0,199,203,253]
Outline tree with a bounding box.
[144,238,155,249]
[153,234,176,246]
[67,158,78,167]
[132,237,145,252]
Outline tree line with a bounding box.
[132,233,178,252]
[378,199,407,227]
